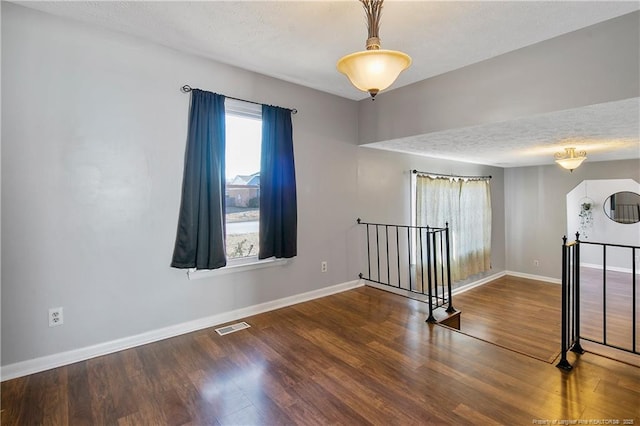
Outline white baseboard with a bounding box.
[504,270,561,285]
[364,271,507,298]
[364,281,431,302]
[581,263,640,275]
[1,279,363,382]
[452,271,507,295]
[364,270,556,299]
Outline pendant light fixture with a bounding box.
[554,147,587,172]
[337,0,411,99]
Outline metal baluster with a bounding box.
[570,237,576,343]
[571,232,584,354]
[633,247,637,353]
[376,225,380,282]
[407,227,412,291]
[431,228,439,308]
[396,226,401,288]
[603,244,607,346]
[385,225,390,286]
[419,227,425,296]
[425,226,431,296]
[434,229,444,306]
[366,223,371,280]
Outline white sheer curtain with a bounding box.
[416,175,491,281]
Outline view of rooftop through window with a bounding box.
[225,111,261,260]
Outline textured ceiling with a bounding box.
[364,98,640,167]
[14,1,640,167]
[15,1,639,100]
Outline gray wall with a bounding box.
[358,11,640,145]
[504,159,640,279]
[1,3,359,366]
[357,147,506,280]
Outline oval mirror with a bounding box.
[603,191,640,224]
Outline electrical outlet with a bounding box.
[534,260,539,267]
[321,261,328,273]
[49,307,63,327]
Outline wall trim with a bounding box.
[364,271,507,299]
[363,270,559,299]
[452,271,507,295]
[365,281,431,302]
[1,279,363,382]
[504,270,561,284]
[581,262,639,275]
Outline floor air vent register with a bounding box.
[215,322,251,336]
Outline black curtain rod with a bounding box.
[412,169,492,180]
[181,85,297,114]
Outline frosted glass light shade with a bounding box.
[554,147,587,171]
[337,49,411,97]
[556,156,586,171]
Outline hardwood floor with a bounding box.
[2,285,639,425]
[451,270,639,365]
[452,275,562,363]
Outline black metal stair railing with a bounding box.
[357,218,455,323]
[557,233,638,371]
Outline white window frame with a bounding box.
[187,258,289,280]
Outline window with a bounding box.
[172,90,297,274]
[225,99,262,261]
[414,174,492,282]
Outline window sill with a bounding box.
[187,257,289,280]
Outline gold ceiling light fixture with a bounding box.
[555,147,587,172]
[337,0,411,100]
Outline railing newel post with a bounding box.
[424,226,436,323]
[445,222,455,313]
[557,235,573,371]
[571,232,584,354]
